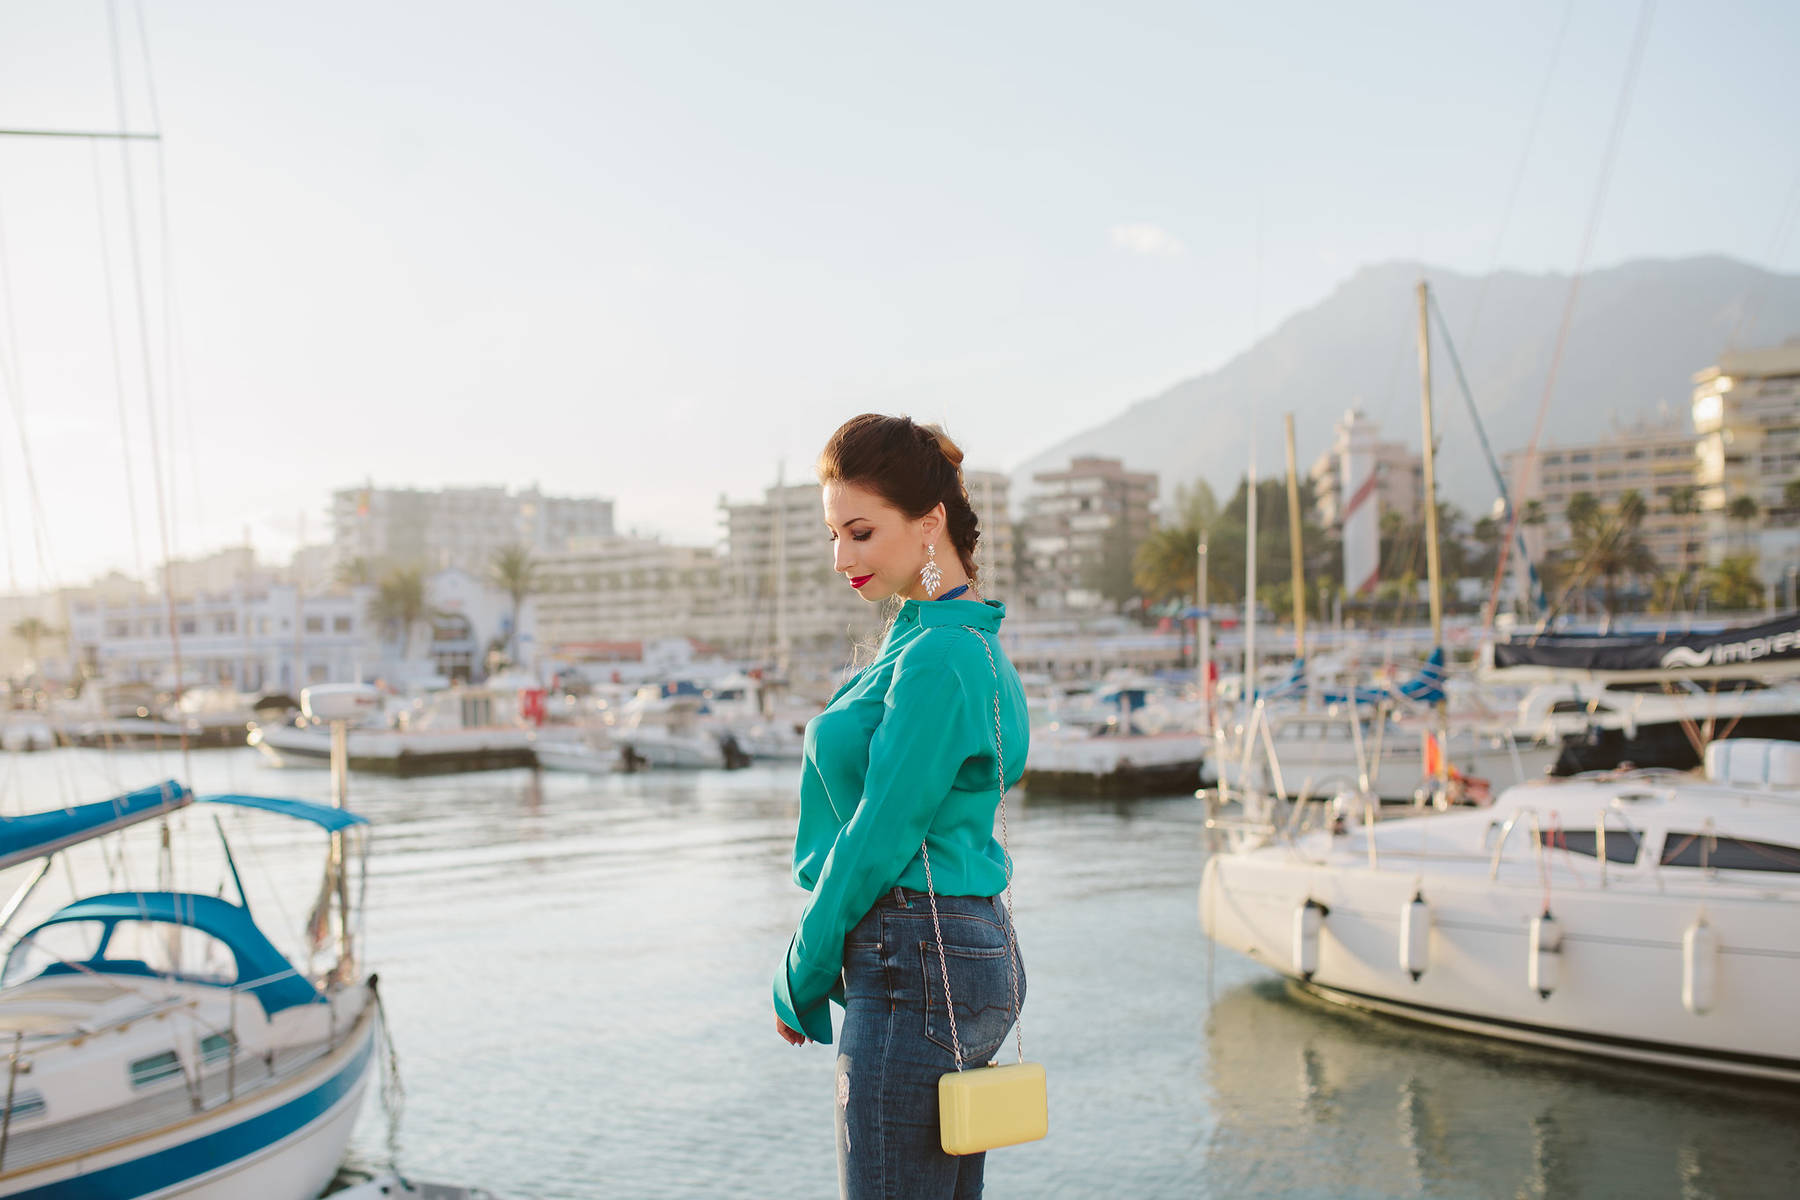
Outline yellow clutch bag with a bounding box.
[921,623,1048,1157]
[938,1061,1048,1156]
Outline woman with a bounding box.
[773,414,1032,1200]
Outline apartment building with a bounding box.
[1693,343,1800,567]
[331,483,614,574]
[1021,456,1158,611]
[1505,419,1703,571]
[532,536,739,652]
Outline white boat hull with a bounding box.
[1200,846,1800,1083]
[0,1001,379,1199]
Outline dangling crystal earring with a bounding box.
[920,544,942,598]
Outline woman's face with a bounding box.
[822,481,939,603]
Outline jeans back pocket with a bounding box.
[918,940,1020,1063]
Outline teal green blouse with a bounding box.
[773,597,1030,1045]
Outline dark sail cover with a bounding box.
[1489,612,1800,677]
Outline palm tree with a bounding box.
[334,556,377,589]
[1559,491,1659,619]
[1664,485,1700,611]
[1705,555,1764,611]
[488,545,538,664]
[1132,482,1223,605]
[9,616,59,667]
[1727,494,1760,548]
[369,566,427,658]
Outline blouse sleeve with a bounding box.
[773,636,983,1044]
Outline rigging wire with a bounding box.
[1726,153,1800,352]
[91,139,150,584]
[134,0,204,566]
[1487,0,1659,632]
[104,0,191,783]
[0,187,63,594]
[1458,0,1576,358]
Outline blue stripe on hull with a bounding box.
[4,1016,376,1200]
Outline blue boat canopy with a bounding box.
[199,793,369,832]
[0,782,192,875]
[11,891,320,1015]
[0,783,365,874]
[1321,647,1447,707]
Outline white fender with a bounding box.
[1400,893,1430,981]
[1528,912,1561,999]
[1682,916,1719,1016]
[1293,899,1326,980]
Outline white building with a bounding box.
[330,483,614,574]
[67,584,378,693]
[65,568,531,691]
[1021,456,1158,612]
[530,537,733,655]
[1693,343,1800,583]
[719,481,877,665]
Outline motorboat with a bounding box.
[1200,738,1800,1082]
[1488,610,1800,772]
[0,781,381,1197]
[530,727,629,774]
[1023,674,1207,796]
[249,684,537,776]
[610,686,751,770]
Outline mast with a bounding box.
[1417,280,1449,788]
[772,461,788,678]
[1283,413,1307,662]
[1244,440,1258,712]
[1197,535,1211,734]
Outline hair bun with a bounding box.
[921,423,966,468]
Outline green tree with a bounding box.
[488,544,539,662]
[334,556,377,588]
[8,616,59,666]
[1784,478,1800,515]
[1704,555,1764,610]
[1557,491,1659,618]
[1132,481,1222,606]
[370,566,427,657]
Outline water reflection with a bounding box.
[1203,977,1800,1199]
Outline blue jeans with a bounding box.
[836,887,1027,1200]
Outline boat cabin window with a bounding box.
[1,1091,45,1122]
[1,922,104,988]
[2,920,236,989]
[130,1050,183,1089]
[1549,700,1615,714]
[201,1032,235,1065]
[1547,829,1641,864]
[1660,833,1800,873]
[103,921,236,984]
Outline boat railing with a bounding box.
[0,955,365,1172]
[1487,808,1548,883]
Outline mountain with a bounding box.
[1015,256,1800,517]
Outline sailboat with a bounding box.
[0,782,382,1198]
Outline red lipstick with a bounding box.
[850,574,874,589]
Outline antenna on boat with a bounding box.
[1283,413,1307,669]
[302,683,379,978]
[1416,281,1449,796]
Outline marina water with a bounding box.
[4,748,1797,1199]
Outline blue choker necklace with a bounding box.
[934,584,971,602]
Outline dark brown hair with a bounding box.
[817,414,981,584]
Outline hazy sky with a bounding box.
[1,0,1796,592]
